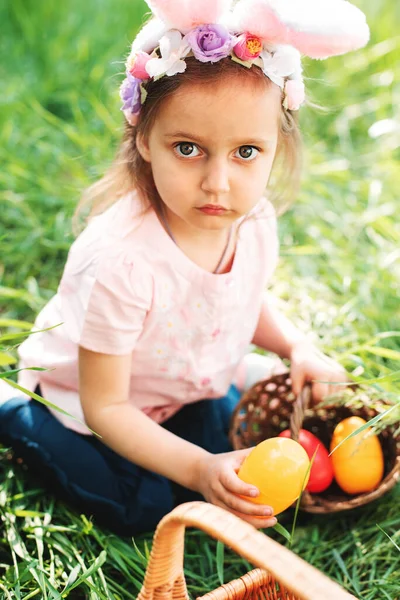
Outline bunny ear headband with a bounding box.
[120,0,370,126]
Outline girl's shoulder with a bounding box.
[65,192,152,274]
[57,192,157,317]
[57,193,155,355]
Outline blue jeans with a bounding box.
[0,385,241,535]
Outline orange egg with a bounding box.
[330,417,384,495]
[238,438,310,516]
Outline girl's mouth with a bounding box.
[197,205,228,216]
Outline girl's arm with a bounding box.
[252,294,348,400]
[79,347,208,492]
[251,293,309,359]
[78,347,277,528]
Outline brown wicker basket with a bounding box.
[138,501,357,600]
[229,372,400,513]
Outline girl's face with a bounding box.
[137,77,281,232]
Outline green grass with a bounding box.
[1,0,400,597]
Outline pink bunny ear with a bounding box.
[231,0,370,59]
[144,0,233,32]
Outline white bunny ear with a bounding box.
[231,0,370,59]
[131,18,168,54]
[144,0,233,32]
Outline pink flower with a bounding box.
[284,80,306,111]
[234,33,263,61]
[127,51,151,80]
[123,110,140,127]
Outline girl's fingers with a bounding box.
[312,373,347,403]
[290,366,305,396]
[311,381,330,403]
[229,509,277,530]
[220,467,259,498]
[214,482,274,518]
[232,447,257,470]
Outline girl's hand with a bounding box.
[195,449,277,529]
[290,341,348,405]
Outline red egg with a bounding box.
[278,429,334,493]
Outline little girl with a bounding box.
[0,0,369,535]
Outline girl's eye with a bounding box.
[236,146,259,161]
[174,142,200,158]
[174,143,259,160]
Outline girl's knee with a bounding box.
[81,477,175,536]
[108,502,173,536]
[0,397,175,535]
[0,397,30,437]
[0,397,49,441]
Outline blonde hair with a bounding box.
[73,56,303,234]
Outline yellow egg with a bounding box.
[238,438,310,516]
[330,417,384,495]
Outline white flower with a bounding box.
[146,30,191,78]
[260,46,301,89]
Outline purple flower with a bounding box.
[184,24,235,63]
[119,72,142,115]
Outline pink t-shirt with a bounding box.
[18,192,279,434]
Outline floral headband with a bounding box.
[120,0,370,126]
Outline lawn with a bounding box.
[1,0,400,598]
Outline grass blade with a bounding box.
[216,541,225,586]
[376,525,400,552]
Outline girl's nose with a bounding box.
[200,158,230,196]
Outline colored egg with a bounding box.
[279,429,334,493]
[330,417,384,495]
[238,438,310,516]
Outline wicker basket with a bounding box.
[138,501,357,599]
[229,372,400,513]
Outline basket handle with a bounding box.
[137,501,357,600]
[290,384,312,441]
